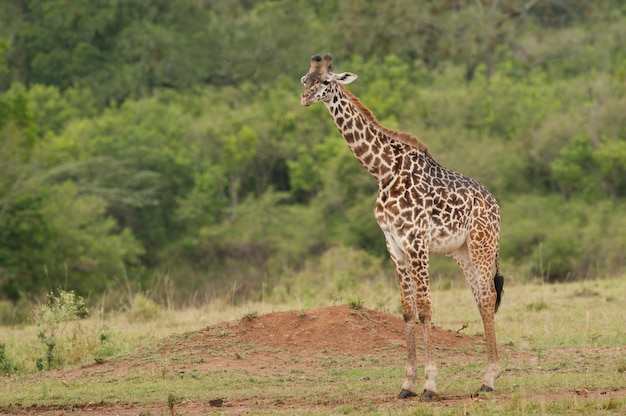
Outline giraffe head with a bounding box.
[300,54,357,106]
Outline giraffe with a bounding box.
[300,54,504,399]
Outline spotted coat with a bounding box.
[301,54,503,398]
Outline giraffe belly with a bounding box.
[427,227,467,255]
[378,217,467,257]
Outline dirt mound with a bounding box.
[191,304,476,355]
[60,305,484,378]
[67,305,482,380]
[140,305,480,376]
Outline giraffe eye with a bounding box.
[322,80,330,86]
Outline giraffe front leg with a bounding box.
[380,224,434,399]
[412,245,439,398]
[396,312,440,399]
[398,308,418,399]
[396,270,421,398]
[398,246,439,399]
[380,224,420,398]
[419,312,438,398]
[416,285,438,398]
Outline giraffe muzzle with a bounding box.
[300,94,312,106]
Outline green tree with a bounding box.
[2,0,219,103]
[220,125,258,219]
[42,97,195,266]
[0,88,143,300]
[551,135,600,200]
[0,86,38,231]
[25,84,96,136]
[596,138,626,199]
[0,37,8,74]
[39,182,144,293]
[287,146,321,202]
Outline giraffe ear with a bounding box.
[333,72,358,85]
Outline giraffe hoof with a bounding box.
[397,389,417,399]
[421,390,438,399]
[476,384,494,395]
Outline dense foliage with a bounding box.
[1,0,625,309]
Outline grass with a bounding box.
[1,277,626,415]
[0,296,288,376]
[430,276,626,348]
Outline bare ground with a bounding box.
[5,305,626,415]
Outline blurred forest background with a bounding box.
[1,0,625,321]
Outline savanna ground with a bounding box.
[1,278,626,415]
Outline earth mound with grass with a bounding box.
[12,305,490,415]
[64,304,480,381]
[7,288,626,415]
[155,304,477,374]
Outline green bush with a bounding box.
[125,294,163,322]
[0,342,18,374]
[502,195,626,281]
[273,246,390,304]
[31,289,88,370]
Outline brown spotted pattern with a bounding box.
[300,54,503,398]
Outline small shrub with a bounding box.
[31,289,88,370]
[126,294,162,322]
[242,311,258,321]
[348,296,364,311]
[95,331,117,362]
[35,330,55,371]
[0,343,18,374]
[31,289,88,325]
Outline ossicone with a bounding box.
[322,54,333,72]
[309,54,322,72]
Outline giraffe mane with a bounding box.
[338,85,431,156]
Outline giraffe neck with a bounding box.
[323,85,430,185]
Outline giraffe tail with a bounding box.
[494,253,504,313]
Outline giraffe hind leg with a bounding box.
[478,270,504,394]
[452,244,500,392]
